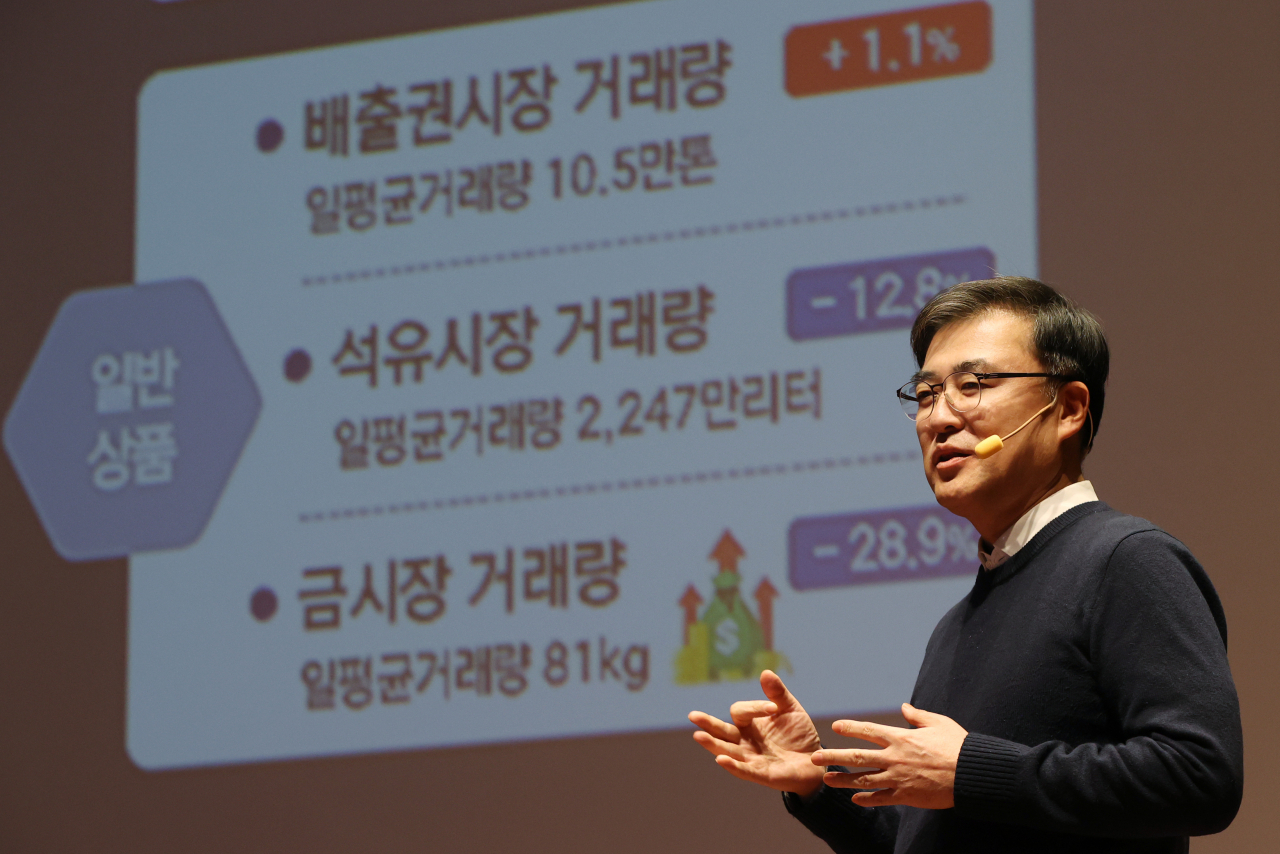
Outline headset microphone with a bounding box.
[973,400,1058,459]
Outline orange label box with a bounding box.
[785,1,992,97]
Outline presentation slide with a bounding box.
[5,0,1034,771]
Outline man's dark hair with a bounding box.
[909,276,1109,454]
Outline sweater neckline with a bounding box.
[982,501,1110,587]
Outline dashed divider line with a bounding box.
[300,193,967,287]
[298,448,918,524]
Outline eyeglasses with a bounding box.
[896,372,1060,421]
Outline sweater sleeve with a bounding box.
[781,767,900,854]
[952,530,1244,838]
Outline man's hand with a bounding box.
[813,703,968,809]
[689,670,825,796]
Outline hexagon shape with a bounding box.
[4,279,260,561]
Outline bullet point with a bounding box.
[250,586,278,622]
[284,348,311,382]
[256,119,284,153]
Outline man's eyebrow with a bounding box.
[910,358,994,384]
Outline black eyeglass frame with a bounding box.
[896,372,1063,421]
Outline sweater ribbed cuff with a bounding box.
[782,772,843,817]
[954,732,1026,816]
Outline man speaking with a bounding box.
[689,277,1243,852]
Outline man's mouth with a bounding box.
[934,448,971,470]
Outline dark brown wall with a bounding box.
[1036,4,1279,850]
[1,1,1276,851]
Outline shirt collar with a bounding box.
[978,480,1098,570]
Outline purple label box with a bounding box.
[789,504,979,590]
[786,247,995,341]
[3,279,261,562]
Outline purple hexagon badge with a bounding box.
[3,279,260,561]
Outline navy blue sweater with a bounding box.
[785,502,1243,853]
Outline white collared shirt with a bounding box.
[978,480,1099,570]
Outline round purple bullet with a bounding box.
[250,587,278,622]
[284,348,311,382]
[256,119,284,153]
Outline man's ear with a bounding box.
[1057,380,1091,448]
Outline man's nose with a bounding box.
[926,392,966,432]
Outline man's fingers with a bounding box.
[714,753,768,785]
[691,730,752,762]
[850,788,900,807]
[728,699,779,727]
[811,748,885,769]
[831,718,894,746]
[759,669,802,713]
[688,710,742,743]
[823,770,892,790]
[901,702,947,727]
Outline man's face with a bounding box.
[914,311,1061,525]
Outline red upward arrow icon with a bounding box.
[753,576,779,651]
[679,584,704,645]
[709,529,746,574]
